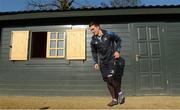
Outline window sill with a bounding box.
[25,58,69,65]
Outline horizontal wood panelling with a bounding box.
[166,23,180,95]
[0,80,104,85]
[0,84,106,90]
[0,89,109,96]
[0,24,133,96]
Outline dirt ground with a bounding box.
[0,96,180,109]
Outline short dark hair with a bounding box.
[89,21,100,27]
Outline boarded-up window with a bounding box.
[10,31,29,60]
[66,29,86,60]
[46,32,65,58]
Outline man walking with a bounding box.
[89,21,125,107]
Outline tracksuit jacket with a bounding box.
[90,30,121,65]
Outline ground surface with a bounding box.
[0,96,180,109]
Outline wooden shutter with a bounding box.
[66,29,86,60]
[10,31,29,60]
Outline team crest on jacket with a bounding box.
[104,37,107,41]
[110,70,114,74]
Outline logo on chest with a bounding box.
[103,37,107,41]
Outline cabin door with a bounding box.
[131,23,167,95]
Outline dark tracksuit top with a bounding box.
[90,30,121,78]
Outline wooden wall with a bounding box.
[0,24,134,96]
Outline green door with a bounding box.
[132,23,167,95]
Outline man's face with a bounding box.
[89,25,100,36]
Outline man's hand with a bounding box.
[114,51,120,59]
[94,64,99,70]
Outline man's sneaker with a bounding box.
[107,100,118,107]
[119,97,125,104]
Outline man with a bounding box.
[89,21,125,107]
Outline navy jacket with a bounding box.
[90,30,121,65]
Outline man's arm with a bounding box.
[112,32,121,52]
[109,32,122,58]
[90,41,99,70]
[90,41,98,65]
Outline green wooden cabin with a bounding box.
[0,5,180,96]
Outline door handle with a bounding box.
[136,55,139,62]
